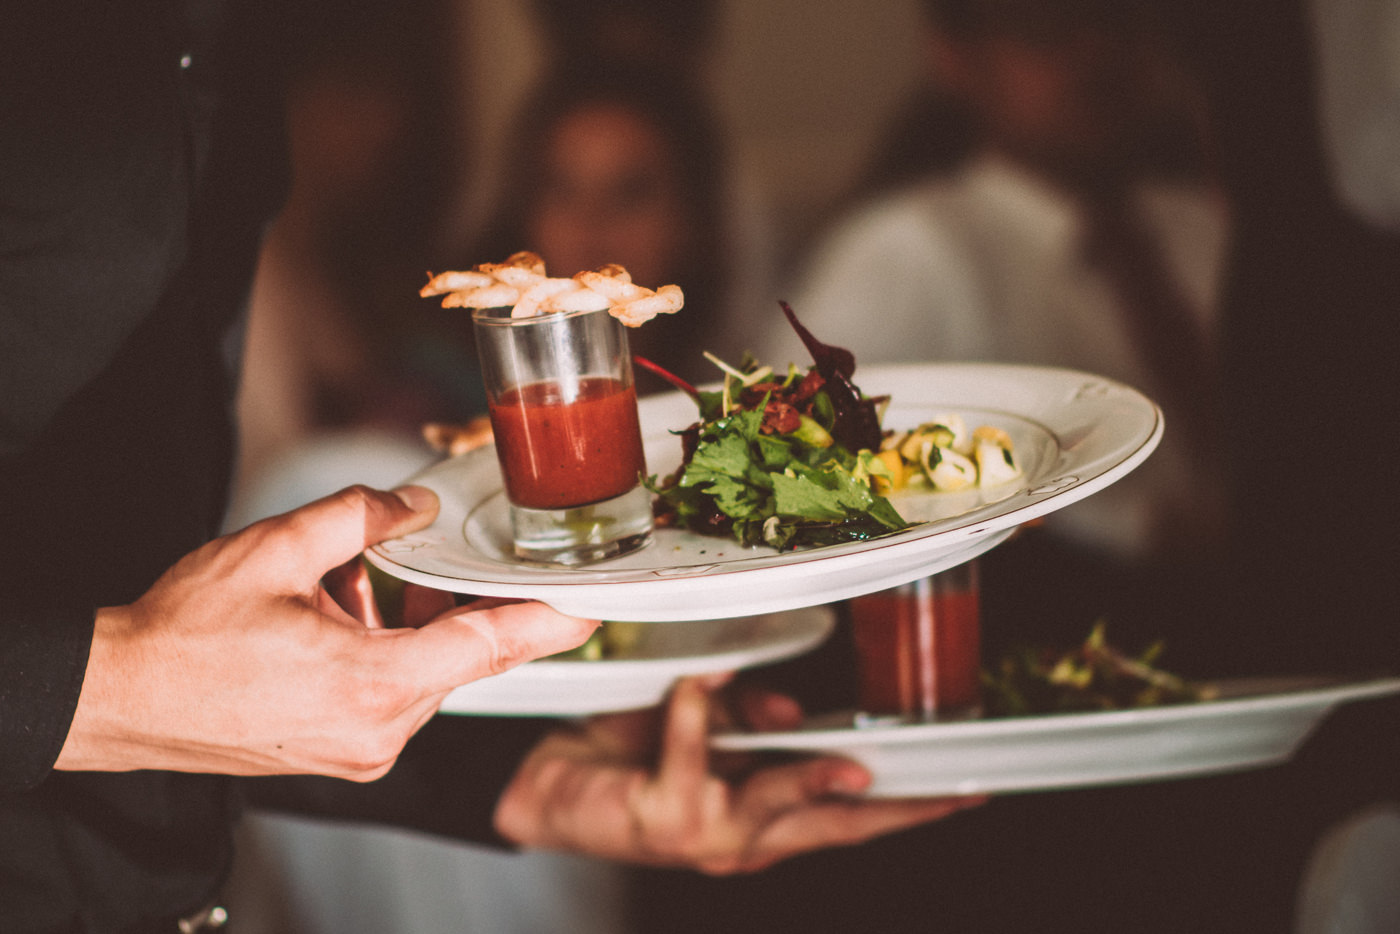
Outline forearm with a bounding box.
[50,603,215,775]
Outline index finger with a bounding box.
[653,675,733,800]
[263,484,440,585]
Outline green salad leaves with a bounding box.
[981,622,1216,716]
[639,305,909,551]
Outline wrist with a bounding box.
[53,604,142,772]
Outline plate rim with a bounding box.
[709,675,1400,751]
[438,605,836,715]
[367,362,1163,602]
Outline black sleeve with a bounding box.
[0,605,93,791]
[1,0,283,795]
[238,714,556,848]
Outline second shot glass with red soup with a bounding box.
[846,560,983,724]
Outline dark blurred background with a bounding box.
[226,0,1400,931]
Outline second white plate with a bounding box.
[439,606,835,716]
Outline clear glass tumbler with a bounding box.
[473,306,653,565]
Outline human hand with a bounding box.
[493,675,985,874]
[56,485,598,780]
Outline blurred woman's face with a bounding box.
[937,27,1167,182]
[527,102,689,286]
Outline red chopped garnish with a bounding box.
[792,369,825,406]
[761,400,802,434]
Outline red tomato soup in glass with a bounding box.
[489,376,646,510]
[848,569,982,720]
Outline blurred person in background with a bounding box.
[467,56,772,386]
[232,0,774,529]
[531,0,722,77]
[630,1,1400,932]
[230,0,472,522]
[749,0,1229,662]
[629,5,1238,931]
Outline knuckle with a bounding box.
[307,484,383,532]
[468,609,531,678]
[328,484,383,523]
[478,641,515,679]
[256,507,324,567]
[336,483,380,506]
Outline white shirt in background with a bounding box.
[754,154,1230,560]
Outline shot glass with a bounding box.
[847,560,982,723]
[473,306,653,565]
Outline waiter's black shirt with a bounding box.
[1,3,544,930]
[0,1,289,928]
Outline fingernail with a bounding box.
[392,485,438,513]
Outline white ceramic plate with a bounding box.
[366,363,1161,620]
[439,606,835,716]
[711,677,1400,797]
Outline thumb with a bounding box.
[264,484,440,584]
[393,600,600,693]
